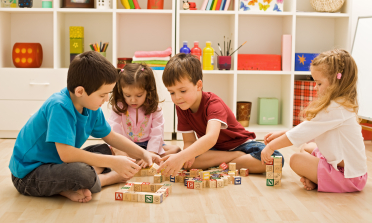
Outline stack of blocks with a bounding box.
[69,26,84,62]
[266,156,282,187]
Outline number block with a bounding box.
[148,163,159,175]
[266,172,274,179]
[216,179,224,188]
[145,195,153,203]
[141,182,151,192]
[240,168,249,177]
[194,181,203,190]
[228,163,236,171]
[210,179,217,188]
[266,165,273,172]
[234,176,241,185]
[115,190,123,201]
[170,175,175,183]
[266,179,274,186]
[274,179,281,187]
[219,162,228,170]
[187,180,195,189]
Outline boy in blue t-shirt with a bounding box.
[9,51,161,203]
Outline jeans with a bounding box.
[11,144,112,197]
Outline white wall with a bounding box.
[351,0,372,45]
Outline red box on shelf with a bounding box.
[293,80,317,126]
[361,123,372,140]
[238,54,281,70]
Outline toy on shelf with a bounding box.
[295,53,319,71]
[12,43,43,68]
[69,26,84,62]
[132,47,172,70]
[96,0,110,9]
[239,0,284,12]
[236,101,252,127]
[1,0,12,7]
[18,0,32,8]
[258,97,279,125]
[147,0,163,9]
[266,156,282,187]
[42,0,52,8]
[182,1,189,10]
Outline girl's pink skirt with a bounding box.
[312,148,367,193]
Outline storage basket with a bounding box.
[310,0,345,12]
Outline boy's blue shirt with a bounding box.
[9,87,111,179]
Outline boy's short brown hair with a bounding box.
[163,53,203,87]
[67,51,118,95]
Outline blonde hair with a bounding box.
[302,49,359,121]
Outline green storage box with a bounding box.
[70,38,84,54]
[258,97,279,125]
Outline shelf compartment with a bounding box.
[237,74,292,131]
[178,13,236,70]
[0,11,54,68]
[116,0,173,10]
[56,12,113,68]
[116,13,172,59]
[204,72,234,110]
[295,17,350,54]
[296,0,351,14]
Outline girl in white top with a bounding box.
[261,49,368,192]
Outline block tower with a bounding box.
[70,26,84,62]
[266,156,282,187]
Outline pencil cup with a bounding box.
[99,52,106,57]
[236,101,252,127]
[96,0,110,9]
[217,56,231,70]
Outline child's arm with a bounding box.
[264,130,287,145]
[182,132,197,168]
[159,120,222,176]
[103,130,161,166]
[56,142,140,178]
[261,134,293,164]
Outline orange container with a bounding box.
[12,43,43,68]
[147,0,164,9]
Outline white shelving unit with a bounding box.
[0,0,176,138]
[0,0,352,140]
[176,0,352,139]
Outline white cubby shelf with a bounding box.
[0,0,352,139]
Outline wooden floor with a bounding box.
[0,139,371,223]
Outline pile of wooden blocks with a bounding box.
[115,182,172,204]
[266,156,282,187]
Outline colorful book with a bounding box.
[224,0,230,11]
[128,0,135,9]
[132,0,140,9]
[207,0,214,10]
[212,0,218,10]
[122,0,130,9]
[215,0,222,11]
[220,0,226,10]
[201,0,209,10]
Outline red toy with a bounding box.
[187,181,194,189]
[219,162,228,170]
[12,43,43,68]
[238,54,281,70]
[115,191,123,200]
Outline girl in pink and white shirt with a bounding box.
[109,63,180,167]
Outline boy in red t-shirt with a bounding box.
[159,53,283,176]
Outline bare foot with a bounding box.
[99,170,130,187]
[300,177,317,191]
[60,189,92,203]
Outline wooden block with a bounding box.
[201,171,210,180]
[197,169,203,176]
[210,179,217,188]
[141,169,148,176]
[141,182,151,192]
[150,184,163,192]
[219,162,228,170]
[240,168,249,177]
[274,179,281,187]
[202,180,206,188]
[153,193,163,204]
[190,169,198,177]
[274,156,282,164]
[235,170,239,176]
[155,184,163,191]
[266,165,273,172]
[187,180,195,189]
[234,176,241,185]
[266,179,274,186]
[274,165,282,173]
[134,171,141,177]
[223,177,229,186]
[228,163,236,171]
[145,194,154,203]
[216,179,224,188]
[205,179,211,188]
[184,177,190,186]
[154,174,162,183]
[164,175,170,181]
[157,188,169,197]
[123,192,131,201]
[115,190,124,201]
[194,181,203,190]
[138,193,146,202]
[266,172,274,179]
[163,184,172,194]
[170,175,175,183]
[134,182,142,192]
[148,163,159,175]
[228,173,234,184]
[274,172,282,179]
[130,192,138,202]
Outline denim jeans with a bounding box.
[11,144,112,197]
[210,141,284,167]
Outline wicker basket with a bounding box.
[310,0,345,12]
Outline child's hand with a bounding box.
[136,159,148,168]
[111,156,141,178]
[264,131,285,145]
[183,157,195,169]
[261,145,275,165]
[158,154,185,177]
[142,151,161,167]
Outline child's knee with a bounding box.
[289,152,302,169]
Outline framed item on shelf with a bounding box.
[62,0,94,8]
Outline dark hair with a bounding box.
[163,53,203,87]
[110,63,161,115]
[67,51,118,95]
